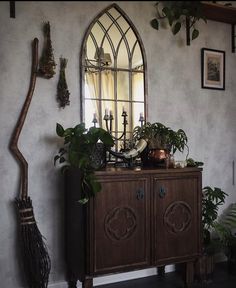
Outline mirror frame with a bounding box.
[80,3,148,132]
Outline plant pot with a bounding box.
[90,143,106,169]
[148,148,169,167]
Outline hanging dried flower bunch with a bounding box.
[57,57,70,108]
[38,21,56,79]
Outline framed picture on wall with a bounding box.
[201,48,225,90]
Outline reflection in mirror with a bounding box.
[81,4,147,151]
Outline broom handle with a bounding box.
[10,38,39,199]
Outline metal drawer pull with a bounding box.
[159,186,166,198]
[136,188,144,200]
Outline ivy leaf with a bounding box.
[56,123,64,137]
[59,157,66,164]
[78,198,89,205]
[150,18,159,30]
[54,155,60,166]
[172,22,181,35]
[192,29,199,40]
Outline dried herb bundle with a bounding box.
[38,21,56,79]
[57,57,70,108]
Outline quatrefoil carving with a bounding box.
[105,207,137,241]
[164,201,192,234]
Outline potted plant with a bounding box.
[132,122,188,166]
[195,186,228,282]
[150,1,207,45]
[54,122,114,203]
[213,203,236,274]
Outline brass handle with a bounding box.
[136,188,144,200]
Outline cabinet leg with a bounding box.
[82,277,93,288]
[157,265,165,277]
[185,261,194,287]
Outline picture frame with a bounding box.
[201,48,225,90]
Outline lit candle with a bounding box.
[105,108,109,116]
[110,110,113,116]
[122,105,126,113]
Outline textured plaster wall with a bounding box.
[0,1,236,287]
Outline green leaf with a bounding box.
[192,28,199,40]
[64,128,74,137]
[150,18,159,30]
[172,22,181,35]
[59,148,66,154]
[54,155,60,166]
[78,198,89,205]
[56,123,65,137]
[59,157,66,164]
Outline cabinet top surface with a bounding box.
[95,166,202,177]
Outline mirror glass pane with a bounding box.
[117,71,129,101]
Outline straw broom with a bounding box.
[9,38,51,288]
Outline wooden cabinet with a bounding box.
[65,167,202,288]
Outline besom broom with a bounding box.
[10,38,51,288]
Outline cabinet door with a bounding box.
[91,176,150,274]
[152,174,201,265]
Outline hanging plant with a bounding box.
[57,57,70,108]
[150,1,207,45]
[38,21,56,78]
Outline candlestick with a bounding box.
[139,112,144,127]
[109,110,113,120]
[139,112,144,121]
[92,112,98,127]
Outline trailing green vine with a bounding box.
[150,1,207,45]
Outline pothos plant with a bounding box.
[54,123,114,204]
[150,1,207,45]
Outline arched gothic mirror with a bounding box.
[80,3,147,150]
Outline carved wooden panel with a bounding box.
[164,201,192,234]
[105,207,137,241]
[92,177,150,274]
[153,176,200,263]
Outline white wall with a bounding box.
[0,1,236,287]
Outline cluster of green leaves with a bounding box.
[186,157,204,167]
[202,186,228,251]
[54,123,114,203]
[213,203,236,253]
[150,1,207,41]
[132,122,188,155]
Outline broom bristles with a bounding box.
[16,197,51,288]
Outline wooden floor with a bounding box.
[97,262,236,288]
